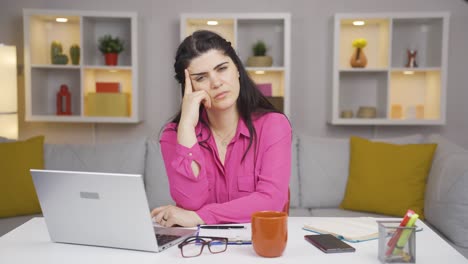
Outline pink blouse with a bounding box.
[159,112,292,224]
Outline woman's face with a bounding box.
[187,49,240,111]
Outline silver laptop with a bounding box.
[30,169,197,252]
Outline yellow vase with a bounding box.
[350,48,368,68]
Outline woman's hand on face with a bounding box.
[179,69,211,129]
[151,205,205,227]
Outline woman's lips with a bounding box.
[214,91,228,100]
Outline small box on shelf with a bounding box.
[85,93,130,117]
[96,82,121,93]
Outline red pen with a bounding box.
[385,209,415,256]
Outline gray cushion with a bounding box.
[424,134,468,248]
[144,139,174,209]
[298,134,424,208]
[310,208,392,218]
[289,207,312,217]
[44,139,146,175]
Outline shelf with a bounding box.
[24,9,139,123]
[237,19,285,67]
[339,17,390,69]
[339,68,387,72]
[30,67,81,116]
[183,18,235,47]
[389,70,441,120]
[31,64,81,69]
[391,67,440,72]
[331,118,444,126]
[391,17,444,68]
[82,16,132,67]
[338,71,388,119]
[331,12,449,125]
[83,65,132,71]
[26,115,138,123]
[246,66,285,72]
[27,14,80,65]
[247,70,285,97]
[181,13,290,116]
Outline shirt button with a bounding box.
[188,152,193,156]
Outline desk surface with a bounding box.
[0,217,467,264]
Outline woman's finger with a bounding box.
[184,69,193,95]
[151,205,169,218]
[192,90,211,109]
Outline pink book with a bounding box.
[257,83,272,96]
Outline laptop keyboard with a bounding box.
[156,234,181,245]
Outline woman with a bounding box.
[151,30,291,227]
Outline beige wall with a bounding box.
[2,0,468,147]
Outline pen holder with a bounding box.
[378,221,416,263]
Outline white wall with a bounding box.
[2,0,468,148]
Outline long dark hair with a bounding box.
[172,30,279,160]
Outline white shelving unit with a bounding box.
[23,9,140,123]
[330,12,449,125]
[180,13,291,117]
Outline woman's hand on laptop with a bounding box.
[151,205,205,227]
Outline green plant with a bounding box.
[50,41,68,64]
[69,44,80,65]
[252,40,267,56]
[98,35,124,54]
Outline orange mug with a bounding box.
[251,211,288,257]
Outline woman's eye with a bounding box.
[218,66,227,71]
[195,76,205,82]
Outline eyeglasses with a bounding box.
[178,236,228,258]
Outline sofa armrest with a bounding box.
[425,153,468,248]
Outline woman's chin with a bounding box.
[209,101,237,112]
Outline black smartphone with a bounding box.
[304,234,356,253]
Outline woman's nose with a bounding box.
[211,76,222,89]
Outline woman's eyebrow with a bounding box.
[190,61,229,76]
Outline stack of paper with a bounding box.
[303,217,379,242]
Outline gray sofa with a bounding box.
[0,134,467,258]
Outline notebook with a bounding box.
[303,217,380,242]
[30,169,197,252]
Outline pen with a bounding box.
[200,225,245,229]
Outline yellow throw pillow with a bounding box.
[340,136,437,219]
[0,136,44,218]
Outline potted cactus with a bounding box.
[98,35,124,66]
[50,41,69,65]
[69,44,80,65]
[246,40,273,67]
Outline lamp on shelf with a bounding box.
[0,44,18,139]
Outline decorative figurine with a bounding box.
[56,84,72,115]
[406,49,418,68]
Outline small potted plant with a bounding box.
[98,35,124,66]
[350,38,368,68]
[247,40,273,67]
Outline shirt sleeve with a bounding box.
[159,125,210,210]
[196,114,292,224]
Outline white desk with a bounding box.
[0,217,467,264]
